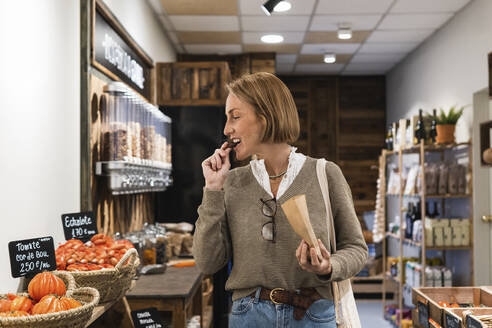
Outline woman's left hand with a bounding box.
[296,239,332,276]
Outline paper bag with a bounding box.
[281,194,322,259]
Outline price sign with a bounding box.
[418,301,430,328]
[8,237,56,278]
[131,308,165,328]
[466,315,485,328]
[61,211,97,242]
[445,312,460,328]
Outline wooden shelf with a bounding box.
[426,245,472,251]
[352,273,384,281]
[385,142,471,156]
[426,194,471,198]
[386,232,422,247]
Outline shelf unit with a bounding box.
[381,141,474,326]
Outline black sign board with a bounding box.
[418,301,430,328]
[61,211,98,242]
[466,315,485,328]
[131,307,165,328]
[446,312,461,328]
[94,4,152,100]
[8,237,56,278]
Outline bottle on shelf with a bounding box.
[430,201,440,218]
[429,109,438,144]
[386,125,394,150]
[415,109,427,144]
[405,203,414,239]
[425,201,432,218]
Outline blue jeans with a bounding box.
[229,288,337,328]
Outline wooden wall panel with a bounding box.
[279,75,385,218]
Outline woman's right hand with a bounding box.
[202,142,232,190]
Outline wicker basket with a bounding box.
[56,248,139,303]
[0,272,100,328]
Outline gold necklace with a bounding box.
[269,170,287,179]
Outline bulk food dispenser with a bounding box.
[96,82,172,194]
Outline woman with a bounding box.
[193,72,367,327]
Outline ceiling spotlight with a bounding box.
[261,0,290,16]
[274,1,292,12]
[337,23,352,40]
[324,53,336,64]
[261,34,284,44]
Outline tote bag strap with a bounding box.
[316,158,344,326]
[316,158,337,252]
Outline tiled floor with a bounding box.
[356,301,393,328]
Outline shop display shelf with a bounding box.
[426,245,472,251]
[386,232,422,247]
[384,142,470,156]
[386,272,401,285]
[96,160,172,195]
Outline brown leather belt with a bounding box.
[250,287,322,320]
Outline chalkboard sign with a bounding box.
[61,211,97,242]
[418,301,430,328]
[131,307,165,328]
[466,315,485,328]
[8,237,56,278]
[446,312,460,328]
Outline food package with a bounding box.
[458,164,467,194]
[447,163,460,194]
[281,194,322,259]
[438,163,449,194]
[425,163,439,195]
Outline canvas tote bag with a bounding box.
[316,159,361,328]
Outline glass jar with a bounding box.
[142,232,157,265]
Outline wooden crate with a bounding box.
[156,61,231,106]
[443,308,492,328]
[412,287,492,326]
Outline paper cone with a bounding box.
[281,194,321,259]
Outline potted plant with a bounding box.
[431,105,467,144]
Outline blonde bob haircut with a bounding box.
[226,72,300,144]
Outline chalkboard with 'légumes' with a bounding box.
[8,236,56,278]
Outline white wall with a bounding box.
[0,1,80,291]
[102,0,176,63]
[386,0,492,143]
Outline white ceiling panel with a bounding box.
[184,44,242,54]
[379,13,454,30]
[341,70,386,75]
[239,0,316,15]
[310,15,382,31]
[295,63,345,73]
[158,14,175,31]
[301,43,360,54]
[169,16,240,31]
[390,0,471,13]
[367,30,435,43]
[276,63,295,73]
[241,16,310,31]
[350,53,407,63]
[242,32,305,44]
[276,54,298,64]
[359,42,418,53]
[315,0,393,14]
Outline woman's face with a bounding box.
[224,93,264,161]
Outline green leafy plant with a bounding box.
[426,105,469,125]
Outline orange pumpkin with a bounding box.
[28,272,66,301]
[6,294,16,301]
[0,299,11,312]
[32,295,67,314]
[59,297,81,309]
[10,296,32,313]
[0,310,29,317]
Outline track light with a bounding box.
[324,53,336,64]
[261,0,291,16]
[337,23,352,40]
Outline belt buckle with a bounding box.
[269,288,284,305]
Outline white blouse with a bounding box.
[250,147,307,199]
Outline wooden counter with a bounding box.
[126,266,212,328]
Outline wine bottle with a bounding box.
[425,201,432,218]
[415,109,426,143]
[405,203,414,239]
[430,201,439,218]
[429,109,437,143]
[386,125,394,150]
